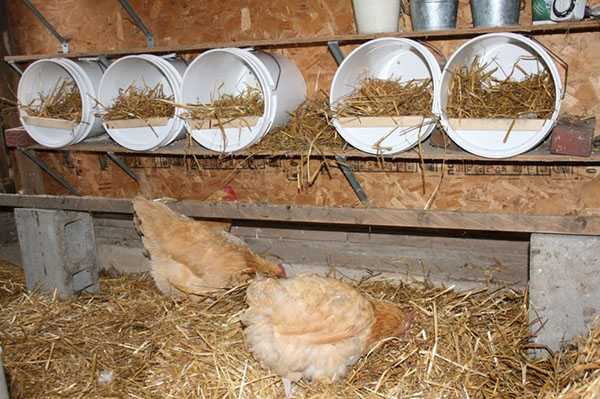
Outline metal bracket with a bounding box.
[117,0,155,48]
[106,152,139,182]
[21,0,69,53]
[62,151,74,168]
[327,41,345,66]
[335,155,369,206]
[17,148,80,195]
[7,61,23,76]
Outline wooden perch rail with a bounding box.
[0,194,599,236]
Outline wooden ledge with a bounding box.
[0,194,598,236]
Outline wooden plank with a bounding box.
[0,194,599,235]
[22,116,78,130]
[338,116,431,128]
[245,237,527,287]
[449,118,547,131]
[19,135,600,163]
[5,20,600,63]
[189,117,259,130]
[104,117,170,129]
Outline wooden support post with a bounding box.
[14,208,99,297]
[529,233,600,356]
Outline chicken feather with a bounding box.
[132,197,285,297]
[241,274,412,386]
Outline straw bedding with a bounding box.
[185,86,264,123]
[335,77,433,118]
[254,94,343,154]
[22,80,82,122]
[0,261,598,398]
[103,83,175,121]
[446,58,556,120]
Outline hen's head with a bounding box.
[275,263,287,278]
[250,257,287,279]
[206,185,238,202]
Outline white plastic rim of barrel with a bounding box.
[330,37,443,155]
[17,58,105,148]
[352,0,402,34]
[439,32,563,159]
[98,54,186,152]
[181,48,306,154]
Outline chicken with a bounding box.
[241,274,413,397]
[132,197,286,297]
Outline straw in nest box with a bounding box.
[103,83,175,121]
[254,93,342,153]
[22,79,82,122]
[335,77,433,118]
[185,86,264,125]
[446,57,556,120]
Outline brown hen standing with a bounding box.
[132,197,286,298]
[241,274,413,397]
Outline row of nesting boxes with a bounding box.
[17,33,563,159]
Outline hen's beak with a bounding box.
[276,264,287,278]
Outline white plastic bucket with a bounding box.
[98,54,187,151]
[352,0,402,33]
[439,33,563,159]
[18,58,105,148]
[182,48,306,153]
[330,38,443,155]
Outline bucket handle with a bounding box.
[419,41,445,61]
[240,48,282,91]
[530,38,569,99]
[258,51,282,91]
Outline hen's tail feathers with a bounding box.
[367,301,415,347]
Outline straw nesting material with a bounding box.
[3,260,599,398]
[446,57,556,119]
[22,79,82,122]
[103,83,175,121]
[335,77,433,118]
[185,86,264,124]
[254,93,343,153]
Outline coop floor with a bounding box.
[0,261,598,398]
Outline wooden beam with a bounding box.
[17,136,600,164]
[0,194,599,235]
[5,20,600,63]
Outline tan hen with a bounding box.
[241,274,413,397]
[132,197,286,297]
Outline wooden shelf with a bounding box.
[5,19,600,63]
[1,193,598,235]
[21,135,600,164]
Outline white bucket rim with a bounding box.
[439,32,563,159]
[18,58,97,148]
[330,37,443,155]
[99,54,183,151]
[182,48,275,153]
[151,55,186,147]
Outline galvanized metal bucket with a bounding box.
[411,0,458,31]
[471,0,521,27]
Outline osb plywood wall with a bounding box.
[28,151,600,216]
[6,0,600,129]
